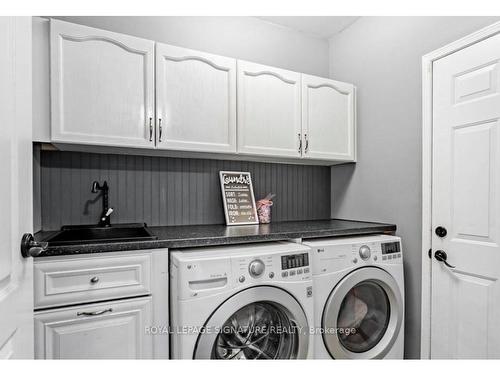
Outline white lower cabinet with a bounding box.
[33,250,169,359]
[33,252,152,309]
[34,297,153,359]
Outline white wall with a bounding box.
[52,16,329,77]
[328,16,500,359]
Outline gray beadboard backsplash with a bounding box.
[39,151,331,231]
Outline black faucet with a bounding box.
[91,181,113,227]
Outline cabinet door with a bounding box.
[237,61,302,157]
[301,74,356,161]
[156,43,236,153]
[34,297,153,359]
[50,19,155,148]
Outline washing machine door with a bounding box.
[194,286,309,359]
[322,267,403,359]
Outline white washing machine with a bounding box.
[303,235,404,359]
[170,241,314,359]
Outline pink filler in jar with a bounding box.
[256,193,275,224]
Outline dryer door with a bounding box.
[322,267,403,359]
[194,286,309,359]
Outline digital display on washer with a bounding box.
[281,253,309,270]
[381,242,401,255]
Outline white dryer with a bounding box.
[170,241,314,359]
[303,235,404,359]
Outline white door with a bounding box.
[237,61,302,158]
[155,44,236,153]
[34,297,153,359]
[50,19,155,148]
[431,32,500,359]
[0,17,34,359]
[301,74,356,161]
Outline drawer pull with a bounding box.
[77,308,113,317]
[90,276,99,284]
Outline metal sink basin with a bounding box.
[45,223,157,246]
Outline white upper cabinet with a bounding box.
[301,74,356,161]
[50,19,155,148]
[155,44,236,153]
[237,61,302,158]
[41,19,357,164]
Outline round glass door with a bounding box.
[194,286,309,359]
[337,281,390,353]
[212,302,298,359]
[322,267,403,359]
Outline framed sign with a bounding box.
[219,171,259,226]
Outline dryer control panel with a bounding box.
[302,235,403,275]
[381,241,401,255]
[350,240,402,264]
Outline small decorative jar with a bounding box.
[257,200,273,224]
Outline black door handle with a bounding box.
[434,250,455,268]
[435,226,447,238]
[21,233,48,257]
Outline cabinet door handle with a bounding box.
[149,117,153,142]
[77,308,113,317]
[304,134,309,153]
[158,118,162,142]
[298,133,302,154]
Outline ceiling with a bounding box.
[255,16,360,39]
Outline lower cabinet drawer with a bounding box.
[34,297,153,359]
[34,252,152,309]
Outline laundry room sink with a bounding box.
[44,223,157,246]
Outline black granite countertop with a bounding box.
[34,219,396,257]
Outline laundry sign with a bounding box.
[219,171,259,226]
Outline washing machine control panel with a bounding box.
[280,253,310,278]
[358,245,371,260]
[281,253,309,270]
[234,250,311,283]
[248,259,266,278]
